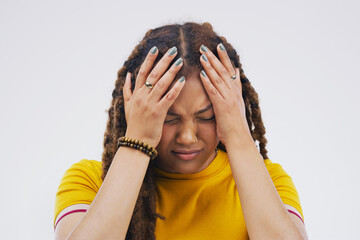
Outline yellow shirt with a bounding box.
[54,149,303,239]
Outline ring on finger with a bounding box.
[231,73,236,80]
[145,81,154,89]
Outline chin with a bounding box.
[170,164,201,174]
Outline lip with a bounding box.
[172,149,203,160]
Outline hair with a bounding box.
[100,22,269,239]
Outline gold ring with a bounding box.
[145,81,154,89]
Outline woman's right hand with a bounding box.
[123,46,185,147]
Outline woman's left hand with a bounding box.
[199,44,253,147]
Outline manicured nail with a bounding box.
[202,54,208,62]
[200,45,208,52]
[150,46,158,54]
[219,43,226,51]
[168,46,177,55]
[179,76,185,82]
[174,58,183,66]
[201,70,207,77]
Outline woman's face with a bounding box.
[155,74,220,174]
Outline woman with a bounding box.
[54,22,308,239]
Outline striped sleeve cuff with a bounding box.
[54,209,87,230]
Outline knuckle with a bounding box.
[135,97,142,105]
[220,68,228,76]
[142,101,149,110]
[226,63,234,71]
[209,87,217,96]
[148,71,159,80]
[165,90,176,101]
[156,80,164,89]
[150,109,160,119]
[138,69,146,77]
[165,93,174,101]
[204,61,211,68]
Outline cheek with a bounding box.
[161,125,175,140]
[157,125,176,149]
[198,123,217,140]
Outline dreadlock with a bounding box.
[100,21,269,239]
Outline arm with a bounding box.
[56,46,185,239]
[286,204,308,238]
[198,43,308,239]
[64,147,151,240]
[226,138,308,240]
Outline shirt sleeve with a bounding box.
[264,159,304,220]
[54,159,103,228]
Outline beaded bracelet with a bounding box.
[117,136,158,160]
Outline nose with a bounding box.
[175,121,198,145]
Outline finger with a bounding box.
[200,53,228,99]
[199,70,223,104]
[200,45,232,89]
[149,57,183,101]
[134,46,159,91]
[159,76,185,110]
[123,72,132,102]
[144,46,178,89]
[217,43,236,80]
[234,68,243,95]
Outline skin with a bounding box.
[199,44,308,239]
[56,46,188,240]
[155,74,220,174]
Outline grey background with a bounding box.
[1,0,359,239]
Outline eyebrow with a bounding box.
[167,104,213,116]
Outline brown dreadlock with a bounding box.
[100,21,269,240]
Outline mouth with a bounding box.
[172,149,203,160]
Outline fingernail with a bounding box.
[179,76,185,83]
[168,46,177,55]
[150,46,158,54]
[219,43,226,51]
[201,70,207,77]
[200,45,208,52]
[201,54,208,62]
[174,58,183,66]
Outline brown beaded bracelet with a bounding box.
[117,136,158,160]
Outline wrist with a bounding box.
[115,144,151,161]
[118,136,158,160]
[124,131,159,148]
[224,133,257,152]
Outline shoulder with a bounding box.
[60,159,103,182]
[262,158,297,189]
[263,159,284,172]
[57,158,103,195]
[67,159,102,173]
[263,159,293,180]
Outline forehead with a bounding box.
[168,75,211,114]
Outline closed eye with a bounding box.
[164,119,178,123]
[200,116,215,121]
[164,116,215,124]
